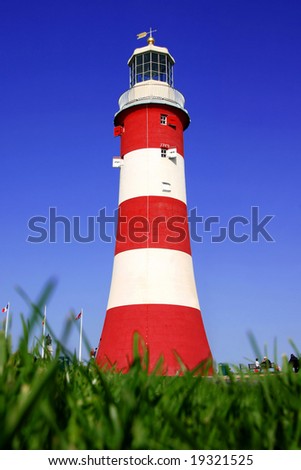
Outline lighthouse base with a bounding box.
[96,304,213,376]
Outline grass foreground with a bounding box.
[1,330,301,450]
[1,283,300,450]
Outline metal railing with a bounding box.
[118,82,185,111]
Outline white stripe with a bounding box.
[118,149,187,205]
[107,248,200,310]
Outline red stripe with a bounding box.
[114,104,187,157]
[115,196,191,255]
[96,304,213,375]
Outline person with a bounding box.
[261,356,272,369]
[45,333,53,356]
[288,353,299,373]
[90,347,98,359]
[255,358,260,371]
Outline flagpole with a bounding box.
[4,302,10,339]
[41,305,46,358]
[79,307,83,362]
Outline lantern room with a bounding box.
[128,37,175,87]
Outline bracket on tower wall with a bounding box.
[167,116,177,127]
[166,148,177,162]
[114,126,124,137]
[112,157,124,168]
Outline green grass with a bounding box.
[1,284,301,450]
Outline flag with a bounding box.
[75,312,82,320]
[2,304,8,313]
[137,31,147,39]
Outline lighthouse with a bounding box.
[96,32,212,375]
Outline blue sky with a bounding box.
[1,0,301,366]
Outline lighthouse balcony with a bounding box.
[118,81,186,112]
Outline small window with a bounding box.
[161,148,167,158]
[160,114,167,125]
[162,181,171,192]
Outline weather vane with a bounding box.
[136,27,157,44]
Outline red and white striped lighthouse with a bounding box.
[96,33,212,375]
